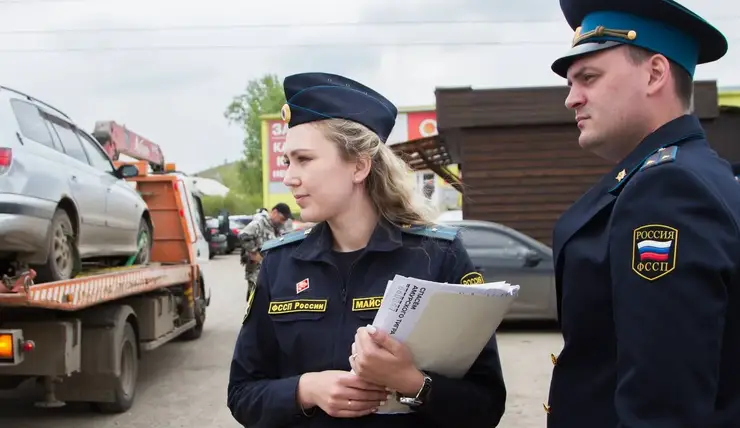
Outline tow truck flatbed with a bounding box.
[0,263,192,310]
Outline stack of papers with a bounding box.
[367,274,519,414]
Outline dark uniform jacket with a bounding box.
[547,114,740,427]
[227,220,507,427]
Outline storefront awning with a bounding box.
[389,135,463,193]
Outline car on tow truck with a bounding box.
[0,87,153,283]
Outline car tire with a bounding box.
[35,209,76,283]
[133,218,152,266]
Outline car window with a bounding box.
[206,218,220,228]
[46,118,90,164]
[76,130,114,173]
[459,227,518,249]
[191,194,205,234]
[9,99,55,149]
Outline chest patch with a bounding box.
[268,299,327,314]
[632,224,678,281]
[352,296,383,311]
[460,271,484,285]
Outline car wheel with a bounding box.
[35,209,76,283]
[133,218,152,266]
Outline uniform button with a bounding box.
[550,353,558,365]
[543,403,551,414]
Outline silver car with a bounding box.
[0,86,152,283]
[443,219,558,321]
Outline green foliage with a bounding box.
[194,161,246,194]
[195,74,286,218]
[223,74,286,196]
[201,192,262,217]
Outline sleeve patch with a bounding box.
[460,271,484,285]
[632,224,678,281]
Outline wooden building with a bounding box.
[391,81,740,247]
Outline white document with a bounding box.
[368,274,520,414]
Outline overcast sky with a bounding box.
[0,0,736,173]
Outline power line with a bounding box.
[0,38,738,53]
[0,17,739,34]
[0,20,596,34]
[0,41,592,53]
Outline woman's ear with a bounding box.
[353,155,372,183]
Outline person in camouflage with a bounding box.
[238,203,292,297]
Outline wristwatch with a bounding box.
[398,372,432,407]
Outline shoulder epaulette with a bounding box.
[609,145,680,195]
[260,228,310,252]
[639,145,679,172]
[400,224,459,241]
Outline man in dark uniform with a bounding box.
[546,1,740,427]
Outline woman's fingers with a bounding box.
[344,387,389,402]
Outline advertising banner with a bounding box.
[266,119,288,183]
[406,111,437,140]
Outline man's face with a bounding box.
[565,46,648,158]
[270,209,287,226]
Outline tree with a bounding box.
[224,74,286,196]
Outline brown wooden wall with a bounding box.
[704,107,740,162]
[459,125,611,246]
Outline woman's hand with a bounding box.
[297,370,388,418]
[350,325,425,396]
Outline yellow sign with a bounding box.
[460,271,484,285]
[268,299,327,314]
[352,296,383,311]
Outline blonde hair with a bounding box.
[314,119,437,227]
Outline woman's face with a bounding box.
[282,123,359,222]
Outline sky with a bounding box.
[0,0,737,174]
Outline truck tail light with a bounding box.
[0,329,33,365]
[0,334,13,360]
[0,147,11,174]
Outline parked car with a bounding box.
[229,214,253,228]
[224,215,256,254]
[436,209,462,222]
[0,86,152,283]
[440,219,558,321]
[205,217,228,258]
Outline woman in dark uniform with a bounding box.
[227,72,507,427]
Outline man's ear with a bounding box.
[646,54,671,97]
[353,156,372,184]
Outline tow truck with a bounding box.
[0,122,211,413]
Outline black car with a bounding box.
[204,218,228,258]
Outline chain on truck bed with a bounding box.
[0,263,193,311]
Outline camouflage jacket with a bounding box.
[238,214,279,282]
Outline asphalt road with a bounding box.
[0,254,563,428]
